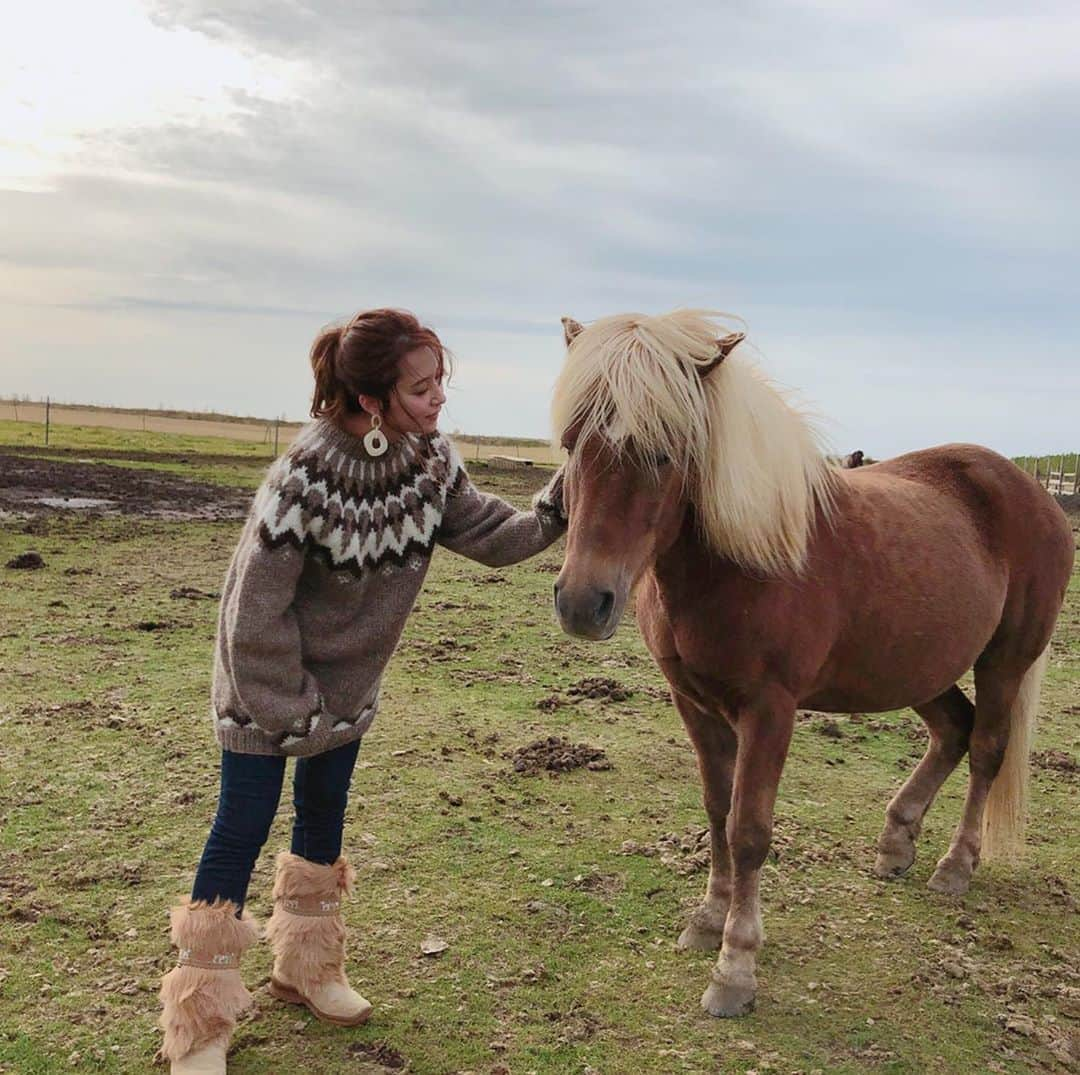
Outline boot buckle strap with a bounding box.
[177,947,240,970]
[279,895,341,917]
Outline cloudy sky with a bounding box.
[3,1,1077,457]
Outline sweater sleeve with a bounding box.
[436,447,567,567]
[214,466,338,757]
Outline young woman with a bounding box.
[159,309,565,1074]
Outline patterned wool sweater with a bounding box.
[211,418,566,756]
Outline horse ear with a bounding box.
[700,331,745,376]
[561,317,584,347]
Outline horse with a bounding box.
[549,309,1074,1018]
[843,449,865,468]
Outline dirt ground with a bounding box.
[0,452,253,520]
[0,448,556,526]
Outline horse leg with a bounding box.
[874,686,974,878]
[672,691,737,951]
[928,662,1025,895]
[701,688,795,1018]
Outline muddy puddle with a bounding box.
[0,452,251,521]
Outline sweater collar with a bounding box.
[310,418,427,464]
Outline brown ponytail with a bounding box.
[309,325,347,421]
[308,308,451,423]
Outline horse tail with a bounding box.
[981,646,1048,860]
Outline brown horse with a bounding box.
[550,310,1074,1018]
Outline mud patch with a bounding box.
[170,586,219,600]
[5,550,44,569]
[21,699,130,731]
[508,736,612,776]
[345,1041,407,1069]
[619,815,854,875]
[409,636,476,662]
[1033,749,1077,775]
[619,826,710,875]
[0,452,251,520]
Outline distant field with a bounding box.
[0,402,564,465]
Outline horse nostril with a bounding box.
[596,589,614,624]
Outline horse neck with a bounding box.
[651,505,741,600]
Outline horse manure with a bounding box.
[566,676,633,703]
[508,736,612,776]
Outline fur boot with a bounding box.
[159,899,260,1074]
[265,852,372,1026]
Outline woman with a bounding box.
[159,308,565,1074]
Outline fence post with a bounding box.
[273,417,280,457]
[45,396,50,446]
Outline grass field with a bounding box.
[0,431,1077,1074]
[0,407,563,466]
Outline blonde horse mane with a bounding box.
[551,309,838,576]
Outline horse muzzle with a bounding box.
[553,578,623,641]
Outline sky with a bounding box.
[2,0,1077,457]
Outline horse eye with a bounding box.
[653,454,671,467]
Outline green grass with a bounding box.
[0,437,1077,1074]
[0,418,281,459]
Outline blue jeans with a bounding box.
[191,739,361,910]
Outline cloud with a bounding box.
[2,0,1077,457]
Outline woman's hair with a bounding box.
[309,308,450,422]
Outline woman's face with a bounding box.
[384,346,446,436]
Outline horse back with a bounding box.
[645,443,1073,714]
[848,443,1075,652]
[851,443,1073,589]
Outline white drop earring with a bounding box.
[363,413,388,457]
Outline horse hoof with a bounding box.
[874,831,916,879]
[677,924,724,952]
[927,864,970,896]
[701,979,756,1018]
[873,851,914,879]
